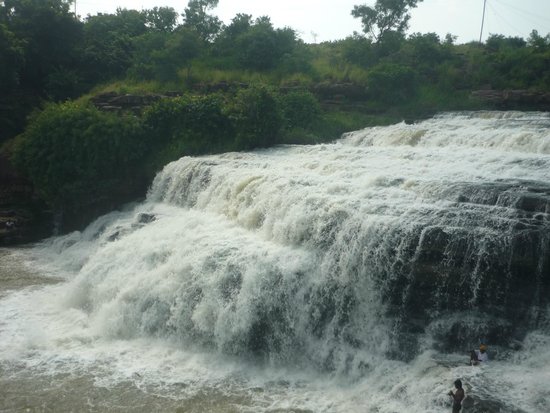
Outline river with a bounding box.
[1,111,549,412]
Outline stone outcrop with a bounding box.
[89,82,374,115]
[312,82,369,101]
[0,151,52,245]
[462,395,527,413]
[471,89,550,109]
[90,91,182,113]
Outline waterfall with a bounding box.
[30,111,550,362]
[1,111,549,412]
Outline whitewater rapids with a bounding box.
[1,111,549,412]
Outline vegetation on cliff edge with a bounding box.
[1,0,549,232]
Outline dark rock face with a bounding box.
[382,180,550,357]
[462,395,528,413]
[0,145,149,244]
[471,89,550,110]
[55,181,147,234]
[312,82,369,101]
[0,152,52,245]
[90,92,181,113]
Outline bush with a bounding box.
[12,102,145,209]
[367,62,416,104]
[226,85,284,149]
[143,94,234,167]
[280,90,321,130]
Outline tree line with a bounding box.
[0,0,310,143]
[2,0,549,144]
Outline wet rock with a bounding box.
[0,151,52,245]
[136,213,156,224]
[379,180,550,358]
[427,313,515,354]
[106,230,120,242]
[463,395,528,413]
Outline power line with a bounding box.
[493,0,550,28]
[486,0,526,38]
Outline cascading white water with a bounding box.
[1,111,549,412]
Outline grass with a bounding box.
[76,63,494,149]
[186,62,276,85]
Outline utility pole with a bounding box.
[479,0,487,43]
[310,31,318,44]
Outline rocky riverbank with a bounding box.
[0,150,52,245]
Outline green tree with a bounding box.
[0,0,83,142]
[485,34,526,52]
[0,0,83,98]
[476,34,550,90]
[232,17,298,71]
[342,34,376,67]
[527,30,549,50]
[145,6,179,32]
[129,28,201,82]
[212,13,252,65]
[0,23,24,93]
[183,0,222,42]
[352,0,423,42]
[401,32,444,80]
[81,8,148,83]
[0,23,26,142]
[222,13,252,39]
[212,14,301,72]
[374,29,405,58]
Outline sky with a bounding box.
[74,0,550,44]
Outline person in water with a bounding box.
[470,343,489,365]
[448,379,465,413]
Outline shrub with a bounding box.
[12,102,145,209]
[226,85,284,149]
[142,94,234,167]
[367,62,416,103]
[280,90,321,130]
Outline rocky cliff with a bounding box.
[471,89,550,109]
[0,151,52,245]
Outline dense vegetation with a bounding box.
[1,0,549,230]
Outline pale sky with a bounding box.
[74,0,550,44]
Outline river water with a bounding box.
[1,112,549,412]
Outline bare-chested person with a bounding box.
[448,379,465,413]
